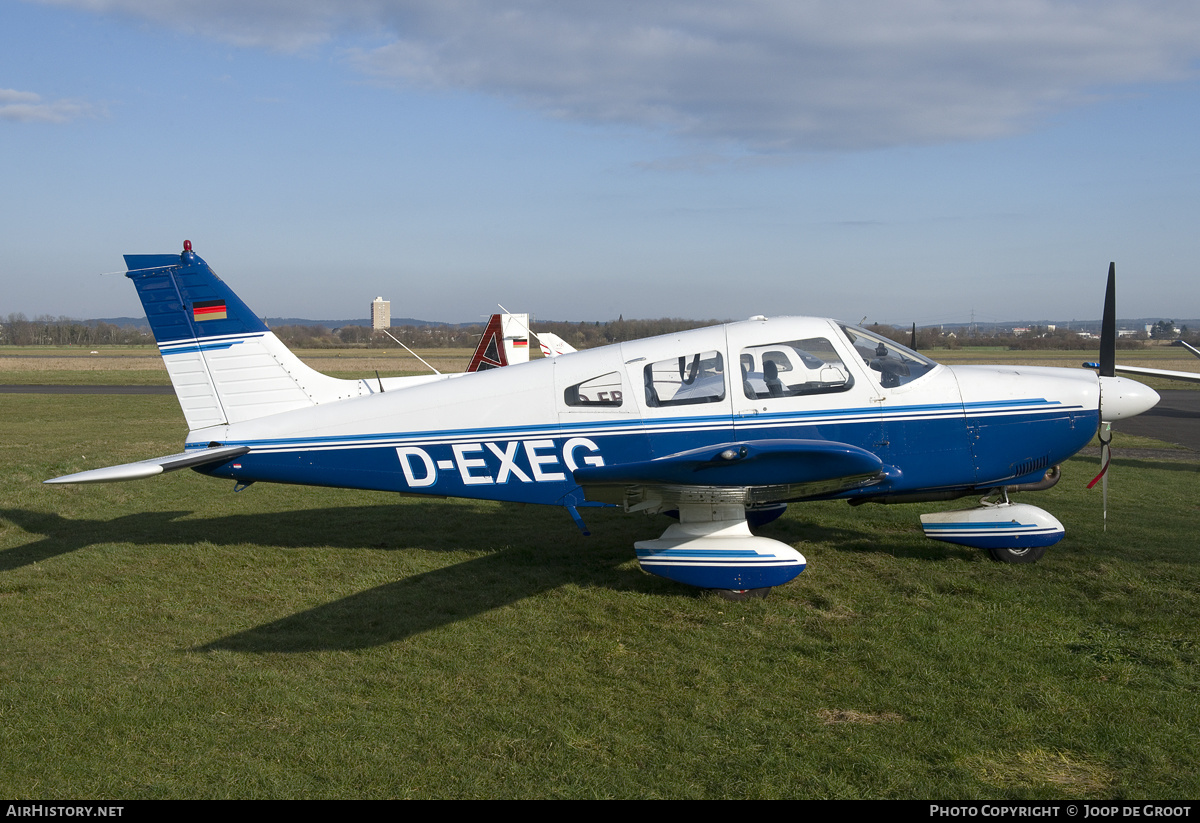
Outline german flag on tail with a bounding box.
[193,300,227,322]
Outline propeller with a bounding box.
[1085,263,1159,530]
[1099,262,1116,378]
[1089,262,1118,530]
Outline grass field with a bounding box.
[1,352,1198,798]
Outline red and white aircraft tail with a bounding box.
[466,313,531,372]
[537,332,577,358]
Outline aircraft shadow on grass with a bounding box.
[1,503,880,650]
[196,513,902,653]
[0,502,619,571]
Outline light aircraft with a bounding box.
[464,311,577,371]
[46,245,1160,598]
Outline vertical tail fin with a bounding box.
[466,313,530,371]
[466,314,509,371]
[127,242,370,430]
[503,313,531,365]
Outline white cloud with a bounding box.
[30,0,1200,149]
[32,0,375,50]
[0,88,96,123]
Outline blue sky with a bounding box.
[3,1,1199,326]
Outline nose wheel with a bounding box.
[987,546,1047,564]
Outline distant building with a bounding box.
[371,297,390,330]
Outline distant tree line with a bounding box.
[273,318,1175,351]
[866,323,1160,351]
[1150,320,1188,340]
[0,314,153,346]
[269,317,722,349]
[5,312,1193,352]
[525,317,723,349]
[267,323,492,348]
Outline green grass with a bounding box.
[2,391,1199,798]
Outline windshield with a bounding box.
[839,325,939,388]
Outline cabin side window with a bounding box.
[644,351,725,407]
[564,372,624,407]
[740,339,853,399]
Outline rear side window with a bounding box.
[644,351,725,407]
[565,372,624,407]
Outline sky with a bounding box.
[3,0,1200,326]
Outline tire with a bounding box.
[746,503,788,529]
[987,546,1047,564]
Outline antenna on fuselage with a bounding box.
[375,328,442,375]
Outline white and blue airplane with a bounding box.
[46,244,1160,598]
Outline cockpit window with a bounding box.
[839,325,938,389]
[644,351,725,407]
[740,339,853,399]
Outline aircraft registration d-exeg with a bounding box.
[48,245,1161,599]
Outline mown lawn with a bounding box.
[2,390,1198,798]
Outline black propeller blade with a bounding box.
[1092,261,1118,531]
[1099,262,1116,378]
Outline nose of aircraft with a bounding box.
[1098,375,1160,422]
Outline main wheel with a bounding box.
[746,503,788,529]
[711,587,772,602]
[987,546,1047,564]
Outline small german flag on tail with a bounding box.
[193,300,227,322]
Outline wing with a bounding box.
[45,445,250,485]
[572,439,887,509]
[1114,365,1200,384]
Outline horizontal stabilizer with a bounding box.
[45,445,250,485]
